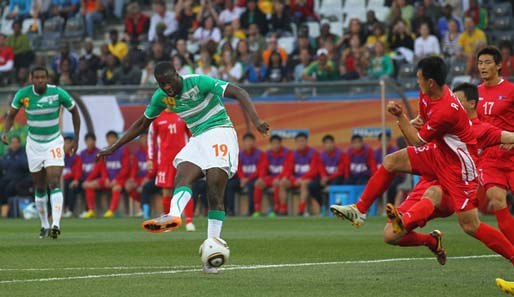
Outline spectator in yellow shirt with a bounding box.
[366,23,388,52]
[458,16,486,55]
[107,29,128,61]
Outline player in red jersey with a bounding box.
[476,46,514,245]
[253,134,291,216]
[124,132,154,211]
[145,109,195,231]
[331,57,514,265]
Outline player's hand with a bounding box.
[255,120,270,136]
[387,101,403,117]
[501,144,514,151]
[96,147,115,161]
[410,116,425,130]
[70,180,79,188]
[1,133,8,145]
[272,179,280,187]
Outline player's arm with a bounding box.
[501,131,514,144]
[331,154,346,180]
[2,107,20,145]
[388,101,425,146]
[302,153,320,180]
[98,115,153,159]
[68,107,81,154]
[223,84,270,136]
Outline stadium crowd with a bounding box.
[0,0,511,86]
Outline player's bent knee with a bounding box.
[458,215,480,235]
[383,225,399,245]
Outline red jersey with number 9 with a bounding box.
[417,86,478,182]
[477,79,514,161]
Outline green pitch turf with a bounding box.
[0,216,511,297]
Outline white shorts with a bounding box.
[173,127,239,178]
[26,135,65,173]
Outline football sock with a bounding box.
[129,189,140,202]
[35,190,49,229]
[185,199,194,224]
[50,189,63,228]
[169,187,192,217]
[162,195,172,214]
[279,203,288,215]
[397,231,437,251]
[496,207,514,245]
[474,222,514,265]
[299,201,306,214]
[273,187,280,212]
[355,166,396,213]
[253,187,262,212]
[401,198,435,231]
[207,210,225,238]
[142,204,150,219]
[109,189,121,212]
[85,188,96,211]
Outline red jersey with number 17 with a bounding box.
[147,111,190,167]
[417,86,478,182]
[477,79,514,162]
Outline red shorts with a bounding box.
[262,176,280,187]
[407,144,478,213]
[134,177,147,186]
[397,179,454,230]
[97,178,124,189]
[478,159,514,191]
[155,163,176,188]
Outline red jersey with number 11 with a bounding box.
[147,111,190,167]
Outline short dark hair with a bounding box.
[453,83,479,110]
[295,132,308,140]
[477,46,502,65]
[64,136,74,142]
[351,134,363,141]
[322,134,334,143]
[155,0,165,6]
[154,61,176,78]
[106,130,118,138]
[10,135,21,142]
[85,132,96,141]
[270,134,282,142]
[378,131,391,140]
[499,41,513,53]
[417,56,447,86]
[243,132,255,140]
[31,66,48,77]
[109,29,118,35]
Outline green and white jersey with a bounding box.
[11,84,75,143]
[144,74,233,136]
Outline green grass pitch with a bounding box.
[0,216,511,297]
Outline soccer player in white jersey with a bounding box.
[97,62,269,273]
[2,67,81,239]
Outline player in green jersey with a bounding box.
[97,61,268,273]
[2,67,81,239]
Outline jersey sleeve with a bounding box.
[57,87,76,110]
[11,89,26,109]
[144,90,167,119]
[417,107,453,144]
[198,75,228,98]
[478,122,502,149]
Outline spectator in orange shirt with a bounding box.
[81,0,104,38]
[262,33,288,67]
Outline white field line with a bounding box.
[0,254,501,284]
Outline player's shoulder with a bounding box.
[15,85,32,96]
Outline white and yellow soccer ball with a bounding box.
[199,237,230,267]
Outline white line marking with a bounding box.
[0,254,501,284]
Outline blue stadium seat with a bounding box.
[64,17,85,39]
[491,16,512,31]
[492,2,512,17]
[328,185,378,216]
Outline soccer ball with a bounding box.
[23,203,38,220]
[199,237,230,267]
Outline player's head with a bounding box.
[242,132,256,151]
[269,134,282,152]
[453,83,479,114]
[139,131,148,146]
[84,132,96,149]
[378,131,391,143]
[351,134,364,150]
[31,66,49,94]
[416,56,447,95]
[294,132,308,151]
[477,46,502,82]
[106,130,118,146]
[322,134,335,152]
[9,135,21,152]
[64,136,74,154]
[154,61,182,97]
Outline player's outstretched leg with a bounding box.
[202,168,229,274]
[497,278,514,295]
[47,167,65,239]
[33,171,50,238]
[142,162,203,233]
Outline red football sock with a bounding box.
[299,201,306,214]
[474,222,514,265]
[129,189,140,202]
[280,202,288,215]
[397,231,436,251]
[253,187,262,212]
[185,199,194,224]
[496,207,514,245]
[162,195,171,214]
[355,166,396,213]
[86,188,96,211]
[402,198,435,232]
[273,187,280,213]
[109,190,121,212]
